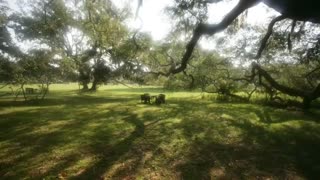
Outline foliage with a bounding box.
[7,0,149,91]
[1,0,320,108]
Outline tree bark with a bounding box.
[82,83,89,91]
[90,80,97,91]
[21,83,27,101]
[41,82,50,100]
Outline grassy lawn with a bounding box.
[1,84,320,179]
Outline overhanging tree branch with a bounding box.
[250,62,320,108]
[251,62,308,97]
[305,66,320,78]
[169,0,259,75]
[255,15,287,59]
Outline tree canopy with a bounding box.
[0,0,320,108]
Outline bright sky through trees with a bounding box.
[112,0,279,41]
[7,0,278,46]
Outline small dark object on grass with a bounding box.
[155,94,166,105]
[141,93,166,105]
[25,88,35,94]
[141,93,151,104]
[158,94,165,104]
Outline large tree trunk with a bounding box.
[188,74,195,90]
[82,83,89,91]
[79,66,91,91]
[90,80,98,91]
[21,83,27,101]
[41,82,50,100]
[183,71,195,90]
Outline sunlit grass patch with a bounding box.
[0,85,320,179]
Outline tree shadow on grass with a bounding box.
[206,101,320,124]
[73,106,176,179]
[73,111,145,179]
[250,106,320,124]
[0,98,168,179]
[0,102,149,179]
[0,95,136,109]
[228,117,320,179]
[168,100,320,179]
[1,96,320,179]
[0,106,111,178]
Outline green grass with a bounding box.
[1,84,320,179]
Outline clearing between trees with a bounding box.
[1,84,320,179]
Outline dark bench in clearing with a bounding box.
[25,88,38,94]
[140,93,166,105]
[141,93,151,104]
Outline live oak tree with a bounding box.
[155,0,320,75]
[9,0,148,91]
[2,0,320,108]
[137,0,320,109]
[61,0,151,90]
[0,0,24,91]
[0,0,21,57]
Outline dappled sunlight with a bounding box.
[30,120,76,135]
[1,86,320,179]
[1,0,320,177]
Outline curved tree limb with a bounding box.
[251,62,308,97]
[251,62,320,108]
[255,15,287,59]
[305,66,320,78]
[155,0,320,76]
[169,0,259,75]
[161,0,320,77]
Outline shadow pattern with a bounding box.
[0,94,320,179]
